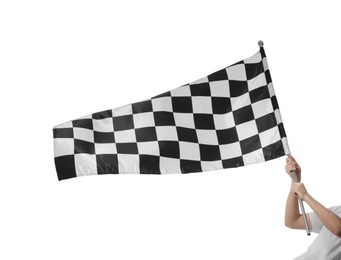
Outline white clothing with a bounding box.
[294,206,341,260]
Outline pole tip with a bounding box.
[258,40,264,47]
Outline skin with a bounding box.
[284,156,341,238]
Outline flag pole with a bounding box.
[258,40,311,236]
[291,168,311,236]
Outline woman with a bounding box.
[285,156,341,259]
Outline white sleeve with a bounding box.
[308,205,341,234]
[308,212,323,234]
[329,205,341,217]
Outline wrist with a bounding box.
[302,193,311,202]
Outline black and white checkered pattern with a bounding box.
[53,46,290,180]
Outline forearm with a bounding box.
[304,193,341,237]
[285,186,300,228]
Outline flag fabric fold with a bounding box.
[53,44,290,181]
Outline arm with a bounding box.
[284,183,311,230]
[284,156,312,230]
[293,183,341,237]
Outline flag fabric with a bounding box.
[53,44,290,181]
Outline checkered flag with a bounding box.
[53,43,290,181]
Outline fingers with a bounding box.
[286,155,297,164]
[285,155,301,171]
[285,160,298,173]
[286,162,296,171]
[291,183,308,200]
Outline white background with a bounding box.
[1,1,340,259]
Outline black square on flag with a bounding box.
[208,68,228,82]
[212,97,232,114]
[113,115,134,131]
[194,114,215,130]
[190,83,211,96]
[135,127,157,142]
[172,97,193,113]
[53,128,73,138]
[159,141,180,159]
[139,155,160,174]
[240,135,261,155]
[132,100,153,114]
[200,144,221,161]
[55,155,76,180]
[177,127,198,143]
[229,81,248,97]
[245,61,264,80]
[73,119,93,130]
[233,105,255,125]
[256,113,277,133]
[116,143,138,154]
[249,86,270,104]
[96,154,118,174]
[217,127,239,145]
[222,156,244,168]
[263,140,285,161]
[74,139,95,154]
[154,111,176,126]
[94,131,115,143]
[92,109,113,119]
[180,159,202,173]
